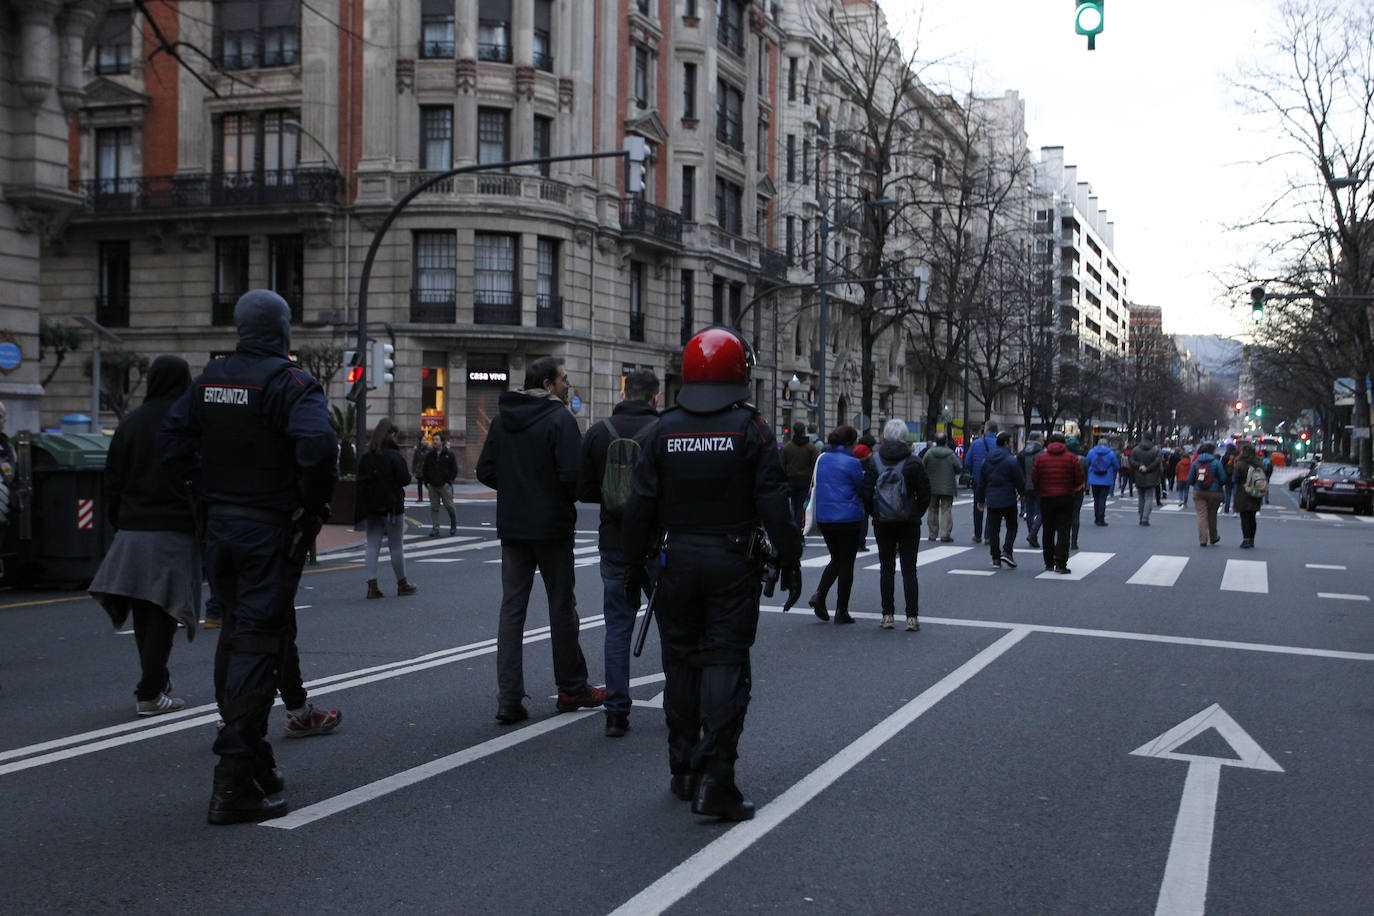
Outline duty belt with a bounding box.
[207,504,293,528]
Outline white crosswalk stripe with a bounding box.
[1220,559,1268,593]
[1126,555,1190,587]
[1034,551,1114,581]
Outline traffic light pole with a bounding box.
[351,149,632,453]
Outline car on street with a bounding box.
[1296,461,1374,514]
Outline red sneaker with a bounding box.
[555,685,606,713]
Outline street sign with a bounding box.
[570,395,581,413]
[0,335,21,374]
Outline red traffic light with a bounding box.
[1300,431,1309,440]
[346,366,364,384]
[1234,400,1244,411]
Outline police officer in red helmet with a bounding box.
[622,326,803,821]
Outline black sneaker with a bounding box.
[207,778,289,825]
[1055,566,1072,575]
[605,711,629,738]
[990,558,1002,569]
[495,702,529,724]
[808,593,829,622]
[1001,553,1017,569]
[555,685,607,712]
[692,775,755,821]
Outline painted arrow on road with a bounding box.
[1132,704,1284,916]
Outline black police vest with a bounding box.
[196,355,300,510]
[654,404,760,534]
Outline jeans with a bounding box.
[1039,494,1074,570]
[986,506,1018,561]
[788,479,810,528]
[1222,482,1235,514]
[1091,484,1112,523]
[1023,493,1042,540]
[815,521,863,613]
[599,548,637,714]
[971,499,986,540]
[1177,482,1190,503]
[874,521,920,616]
[365,513,408,581]
[1070,489,1084,542]
[131,599,178,701]
[497,537,589,707]
[1138,490,1155,523]
[926,494,954,539]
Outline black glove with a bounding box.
[625,561,652,604]
[285,507,325,568]
[780,563,803,612]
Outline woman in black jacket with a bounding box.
[89,355,198,716]
[358,417,417,598]
[860,419,932,631]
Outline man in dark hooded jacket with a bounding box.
[1016,431,1046,548]
[974,432,1026,568]
[160,290,337,824]
[476,356,605,725]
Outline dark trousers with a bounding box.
[131,599,178,701]
[874,520,920,616]
[788,479,810,528]
[971,499,986,540]
[207,594,306,711]
[497,537,589,707]
[1023,492,1042,539]
[599,547,636,714]
[1071,490,1084,541]
[815,521,863,613]
[204,517,300,780]
[1091,484,1112,523]
[654,537,759,782]
[1040,494,1074,570]
[986,506,1018,560]
[1240,509,1258,541]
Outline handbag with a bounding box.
[802,456,821,536]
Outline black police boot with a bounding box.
[670,772,701,801]
[208,764,289,825]
[692,774,755,821]
[256,765,285,796]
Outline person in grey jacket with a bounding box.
[1131,438,1163,525]
[921,434,963,542]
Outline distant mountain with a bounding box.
[1177,334,1244,383]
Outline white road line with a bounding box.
[267,672,668,829]
[1127,555,1190,587]
[607,628,1032,916]
[1306,563,1347,570]
[949,569,997,576]
[1220,560,1268,594]
[1317,592,1369,602]
[860,543,974,571]
[330,537,503,562]
[1035,551,1113,581]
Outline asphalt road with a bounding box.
[2,483,1371,915]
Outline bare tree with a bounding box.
[39,319,81,388]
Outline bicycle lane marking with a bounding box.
[607,626,1033,916]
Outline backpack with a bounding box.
[599,418,641,519]
[872,453,912,521]
[1090,449,1114,476]
[1193,458,1215,490]
[1243,466,1269,498]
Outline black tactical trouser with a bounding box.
[654,535,761,785]
[204,517,299,782]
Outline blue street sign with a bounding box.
[570,395,582,413]
[0,340,20,371]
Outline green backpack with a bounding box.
[600,418,641,518]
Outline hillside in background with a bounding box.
[1178,334,1244,385]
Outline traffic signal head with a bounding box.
[1254,402,1263,418]
[344,348,364,402]
[1250,285,1266,322]
[1075,1,1104,49]
[1234,400,1244,412]
[369,339,395,389]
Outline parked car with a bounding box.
[1297,462,1374,514]
[1287,459,1318,490]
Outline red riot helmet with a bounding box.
[678,326,755,412]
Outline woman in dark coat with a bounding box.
[89,355,198,716]
[358,417,417,599]
[1232,443,1266,548]
[860,419,932,631]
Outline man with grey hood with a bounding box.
[1131,437,1163,525]
[160,289,338,825]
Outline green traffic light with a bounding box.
[1076,1,1104,49]
[1250,285,1266,322]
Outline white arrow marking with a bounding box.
[1132,704,1283,916]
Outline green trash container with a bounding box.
[13,432,116,588]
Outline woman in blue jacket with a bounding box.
[808,425,864,625]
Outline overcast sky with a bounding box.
[888,0,1288,338]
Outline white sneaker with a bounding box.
[880,614,895,629]
[136,693,186,717]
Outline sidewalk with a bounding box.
[314,481,497,555]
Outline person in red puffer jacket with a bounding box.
[1031,432,1086,574]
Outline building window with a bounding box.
[215,110,299,186]
[680,269,694,345]
[729,283,742,326]
[681,165,695,220]
[262,111,299,183]
[414,230,457,309]
[636,0,650,13]
[420,0,454,57]
[715,79,743,151]
[715,177,743,233]
[757,35,767,94]
[634,46,650,109]
[96,8,132,74]
[711,276,725,325]
[629,261,645,341]
[97,241,130,327]
[757,117,768,171]
[478,0,512,62]
[215,0,300,70]
[787,57,797,101]
[801,138,810,183]
[95,127,134,195]
[474,233,519,323]
[800,218,809,267]
[421,106,453,171]
[213,236,250,325]
[533,0,553,70]
[786,134,796,182]
[716,0,743,55]
[785,216,795,262]
[682,62,697,119]
[684,0,697,16]
[756,197,767,241]
[269,235,305,323]
[537,237,559,301]
[533,115,552,176]
[477,107,510,164]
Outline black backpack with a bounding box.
[872,453,912,521]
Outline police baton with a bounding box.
[632,577,656,658]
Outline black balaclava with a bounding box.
[233,289,292,356]
[145,355,191,402]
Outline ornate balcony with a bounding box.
[474,290,520,325]
[621,197,682,246]
[73,168,343,213]
[410,290,456,323]
[760,247,788,279]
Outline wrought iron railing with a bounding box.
[621,197,683,243]
[216,28,301,70]
[410,290,456,323]
[760,247,788,279]
[536,294,563,328]
[474,290,521,325]
[418,38,454,59]
[73,168,342,212]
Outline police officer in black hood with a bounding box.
[160,289,338,824]
[622,326,802,821]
